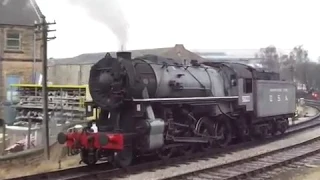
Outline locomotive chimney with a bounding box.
[116,51,132,59]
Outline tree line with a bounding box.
[255,45,320,91]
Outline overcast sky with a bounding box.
[35,0,319,60]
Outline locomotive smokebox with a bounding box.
[116,51,131,60]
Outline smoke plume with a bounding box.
[69,0,129,50]
[1,0,9,6]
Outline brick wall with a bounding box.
[2,61,42,83]
[1,26,42,60]
[0,60,42,118]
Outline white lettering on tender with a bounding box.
[137,104,141,111]
[242,95,251,103]
[269,88,289,92]
[270,88,282,92]
[277,95,281,101]
[269,94,289,102]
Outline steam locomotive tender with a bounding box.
[57,52,296,167]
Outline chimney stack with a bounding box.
[116,52,131,59]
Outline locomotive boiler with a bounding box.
[57,51,296,167]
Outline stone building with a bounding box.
[0,0,43,116]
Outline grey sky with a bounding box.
[36,0,319,60]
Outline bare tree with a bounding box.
[256,45,320,90]
[290,45,310,90]
[256,45,280,72]
[291,45,309,63]
[278,54,294,81]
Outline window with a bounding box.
[6,75,21,102]
[243,78,253,93]
[5,31,21,50]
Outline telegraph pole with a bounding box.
[32,28,36,83]
[35,16,56,160]
[290,65,294,82]
[0,29,4,112]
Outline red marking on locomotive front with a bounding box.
[65,132,124,150]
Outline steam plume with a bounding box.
[69,0,129,50]
[1,0,9,6]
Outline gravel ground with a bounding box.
[248,146,320,180]
[293,167,320,180]
[0,143,81,179]
[0,156,80,179]
[119,123,320,180]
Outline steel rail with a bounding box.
[164,133,320,180]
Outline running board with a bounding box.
[170,136,209,143]
[130,96,238,104]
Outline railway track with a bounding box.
[5,103,320,180]
[164,135,320,180]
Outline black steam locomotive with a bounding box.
[57,52,296,167]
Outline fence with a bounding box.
[0,62,92,161]
[48,64,94,85]
[0,119,90,168]
[0,117,90,156]
[0,120,61,155]
[0,83,89,158]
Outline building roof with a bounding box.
[0,0,42,26]
[50,44,206,65]
[195,49,293,60]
